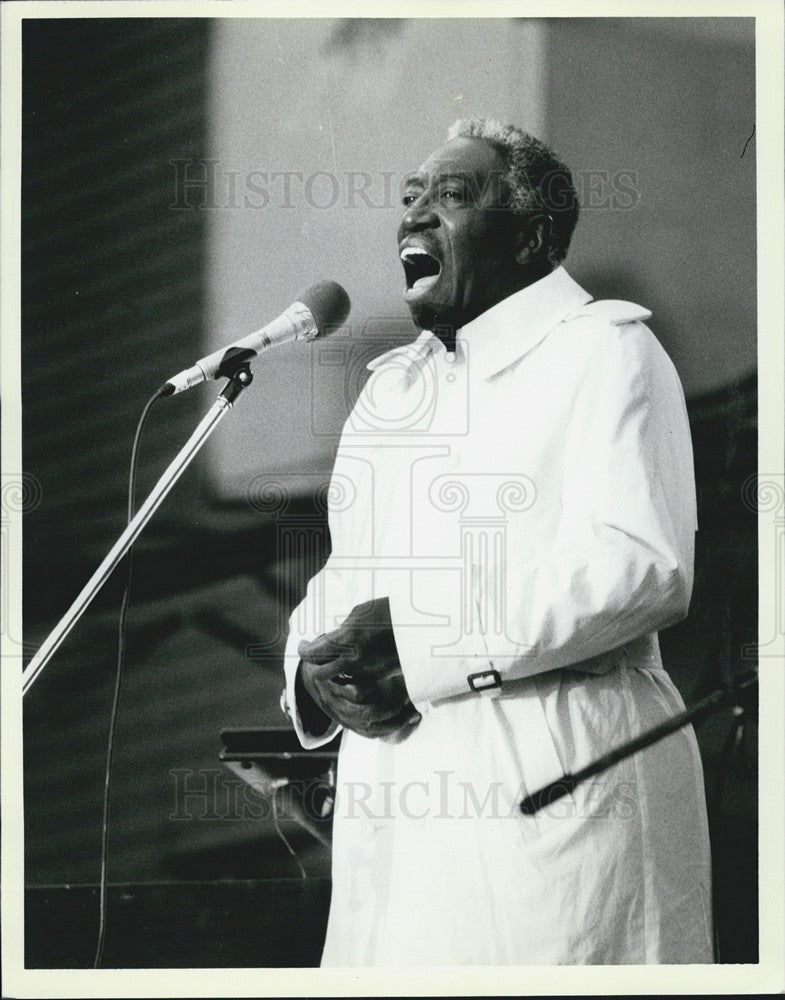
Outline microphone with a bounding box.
[162,280,351,395]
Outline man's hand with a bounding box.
[297,597,421,739]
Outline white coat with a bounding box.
[283,266,714,965]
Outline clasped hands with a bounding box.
[297,597,421,739]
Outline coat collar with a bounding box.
[367,267,593,383]
[456,266,593,380]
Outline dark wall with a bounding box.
[22,18,212,624]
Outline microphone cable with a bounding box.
[93,384,167,969]
[271,784,308,880]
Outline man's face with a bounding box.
[397,136,522,331]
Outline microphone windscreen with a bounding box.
[298,280,351,335]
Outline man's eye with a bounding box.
[441,188,464,202]
[402,189,424,207]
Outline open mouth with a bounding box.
[400,247,441,294]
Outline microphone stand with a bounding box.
[22,365,254,696]
[520,669,758,815]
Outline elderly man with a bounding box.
[282,119,713,965]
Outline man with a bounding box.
[282,119,713,965]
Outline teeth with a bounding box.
[400,247,433,262]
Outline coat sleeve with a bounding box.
[282,447,375,748]
[389,320,698,709]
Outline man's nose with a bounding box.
[400,192,438,233]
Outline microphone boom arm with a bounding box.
[520,670,757,815]
[22,366,255,696]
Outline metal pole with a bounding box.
[22,368,253,696]
[520,670,757,815]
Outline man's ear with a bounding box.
[514,214,550,266]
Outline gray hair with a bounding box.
[447,118,579,268]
